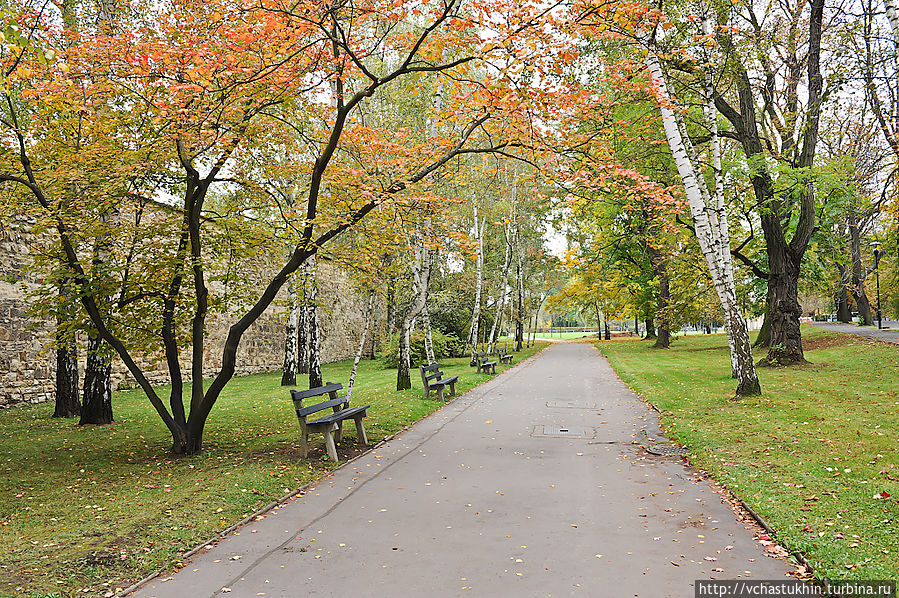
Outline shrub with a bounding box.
[382,330,464,368]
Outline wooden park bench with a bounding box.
[471,351,496,374]
[290,382,369,462]
[418,363,459,401]
[493,348,514,364]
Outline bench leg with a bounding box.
[448,381,456,397]
[324,424,339,462]
[334,420,344,444]
[300,429,310,458]
[436,386,444,401]
[354,416,368,446]
[490,364,496,374]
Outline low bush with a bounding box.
[382,330,464,367]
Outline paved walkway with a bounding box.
[812,320,899,344]
[131,343,793,598]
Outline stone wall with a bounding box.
[0,214,376,408]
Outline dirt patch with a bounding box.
[803,334,853,351]
[272,439,370,463]
[685,345,730,352]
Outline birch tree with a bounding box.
[307,258,322,389]
[347,290,376,399]
[281,277,299,386]
[644,39,761,396]
[397,245,433,390]
[465,206,486,363]
[487,222,512,352]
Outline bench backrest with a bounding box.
[291,383,345,419]
[419,363,443,384]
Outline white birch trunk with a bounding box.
[645,43,760,396]
[701,14,739,379]
[884,0,899,45]
[347,290,375,399]
[514,226,525,351]
[307,257,322,389]
[422,304,436,364]
[397,246,433,390]
[488,223,512,352]
[281,277,299,386]
[296,269,309,375]
[466,209,485,361]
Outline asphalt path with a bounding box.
[130,342,794,598]
[812,320,899,344]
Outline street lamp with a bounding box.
[871,241,883,330]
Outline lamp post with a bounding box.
[872,241,883,330]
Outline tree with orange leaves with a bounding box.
[0,0,568,453]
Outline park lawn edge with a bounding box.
[0,342,548,598]
[596,326,899,583]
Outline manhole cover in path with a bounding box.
[546,400,598,409]
[645,444,689,456]
[532,426,596,439]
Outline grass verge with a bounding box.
[597,325,899,581]
[0,343,547,597]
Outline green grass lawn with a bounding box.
[0,343,547,598]
[598,326,899,581]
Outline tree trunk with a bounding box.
[347,291,375,398]
[654,326,670,349]
[54,338,80,418]
[386,276,397,334]
[835,263,852,322]
[644,317,656,339]
[307,260,322,388]
[651,253,671,349]
[281,278,298,386]
[53,284,80,418]
[297,269,309,375]
[79,333,113,425]
[488,223,512,352]
[467,210,485,362]
[515,229,525,352]
[397,322,413,390]
[604,318,611,340]
[884,0,899,43]
[397,246,433,390]
[753,285,773,348]
[422,304,436,364]
[757,233,806,365]
[760,260,805,364]
[848,211,874,325]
